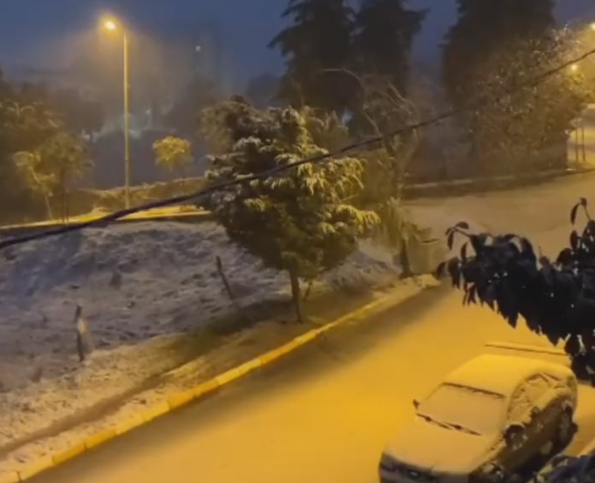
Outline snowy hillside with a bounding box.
[0,220,400,452]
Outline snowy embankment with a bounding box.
[0,221,401,463]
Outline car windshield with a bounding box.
[417,383,506,435]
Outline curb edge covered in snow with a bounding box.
[4,276,440,482]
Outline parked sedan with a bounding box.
[379,354,577,483]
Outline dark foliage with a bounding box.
[439,0,589,176]
[534,452,595,483]
[352,0,426,97]
[438,199,595,383]
[269,0,356,114]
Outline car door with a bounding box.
[523,374,560,453]
[498,380,540,472]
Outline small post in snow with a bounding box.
[74,305,91,363]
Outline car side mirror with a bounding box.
[413,399,420,410]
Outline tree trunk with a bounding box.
[180,166,187,195]
[289,269,305,323]
[29,167,53,220]
[64,186,70,223]
[59,173,67,223]
[42,192,53,220]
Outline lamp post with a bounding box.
[104,19,131,209]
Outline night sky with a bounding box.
[0,0,594,85]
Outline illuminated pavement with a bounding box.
[31,172,595,483]
[30,285,595,483]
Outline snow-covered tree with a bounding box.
[201,97,379,322]
[299,106,350,152]
[153,135,193,175]
[13,131,90,220]
[442,2,588,175]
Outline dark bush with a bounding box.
[438,198,595,384]
[534,452,595,483]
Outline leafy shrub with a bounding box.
[438,198,595,383]
[152,136,193,174]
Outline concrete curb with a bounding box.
[3,277,439,482]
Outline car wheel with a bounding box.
[555,409,574,449]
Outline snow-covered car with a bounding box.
[379,354,578,483]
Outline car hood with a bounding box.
[384,417,497,475]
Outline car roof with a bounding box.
[444,354,569,397]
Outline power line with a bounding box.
[1,46,594,251]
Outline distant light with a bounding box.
[590,23,595,32]
[571,63,579,72]
[195,45,202,52]
[104,20,117,31]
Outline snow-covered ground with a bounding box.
[0,277,435,473]
[2,170,592,473]
[0,220,403,468]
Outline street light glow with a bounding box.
[104,20,117,31]
[571,63,579,72]
[590,23,595,32]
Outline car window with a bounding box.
[417,383,506,435]
[507,374,551,422]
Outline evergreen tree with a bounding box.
[270,0,355,114]
[443,0,555,108]
[200,98,379,322]
[441,0,576,175]
[353,0,426,96]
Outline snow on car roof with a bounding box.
[444,354,567,397]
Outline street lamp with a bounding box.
[103,18,131,209]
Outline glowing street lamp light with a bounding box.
[104,19,117,31]
[102,17,131,209]
[570,63,580,73]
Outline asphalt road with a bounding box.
[29,284,595,483]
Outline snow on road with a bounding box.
[1,171,594,473]
[0,221,399,457]
[410,171,595,257]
